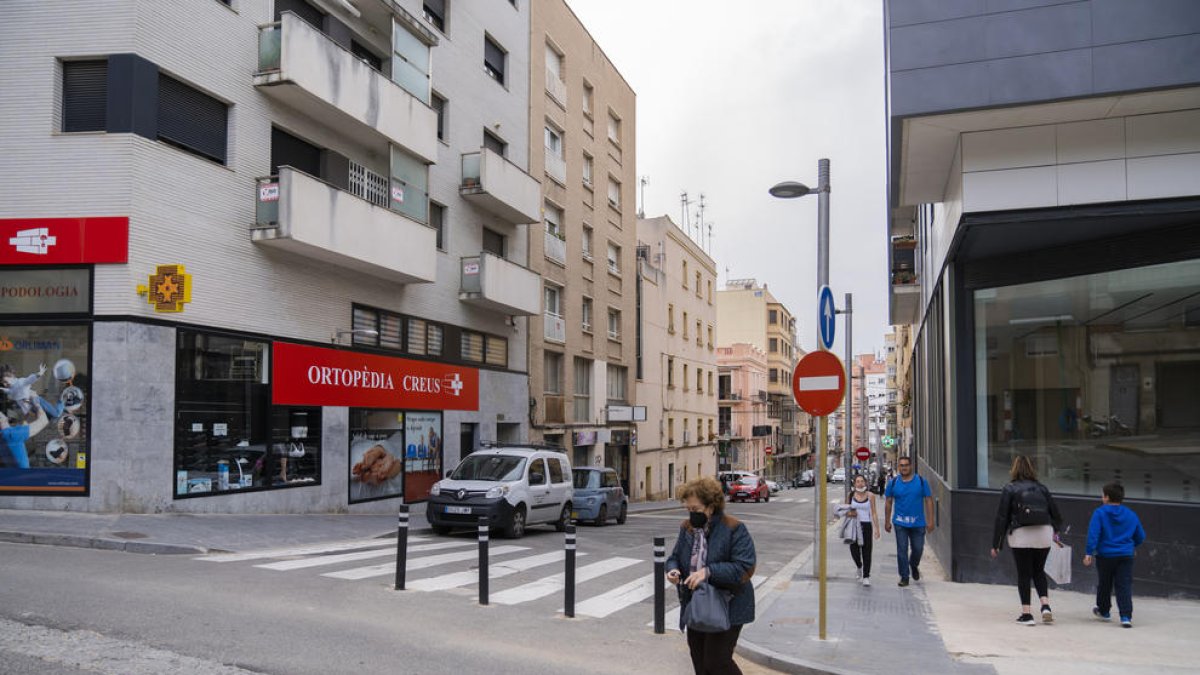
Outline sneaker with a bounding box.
[856,567,863,580]
[862,577,871,587]
[1121,617,1132,628]
[898,578,909,587]
[911,565,921,581]
[1041,605,1053,623]
[1092,607,1111,621]
[1016,613,1036,626]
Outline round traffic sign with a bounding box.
[764,446,774,455]
[855,446,871,461]
[791,350,846,417]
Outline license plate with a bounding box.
[445,506,471,515]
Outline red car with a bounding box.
[728,477,770,503]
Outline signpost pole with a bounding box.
[817,415,828,641]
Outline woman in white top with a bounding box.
[847,474,881,586]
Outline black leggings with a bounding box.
[850,523,873,577]
[686,624,743,675]
[1011,547,1050,606]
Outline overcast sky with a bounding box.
[567,0,891,357]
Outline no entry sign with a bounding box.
[856,447,871,462]
[791,350,846,417]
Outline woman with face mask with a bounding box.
[666,476,758,674]
[846,474,881,586]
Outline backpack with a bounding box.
[1013,482,1051,527]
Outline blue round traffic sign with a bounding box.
[818,286,836,350]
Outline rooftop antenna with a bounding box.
[680,191,692,234]
[695,194,706,242]
[707,221,714,253]
[638,176,649,218]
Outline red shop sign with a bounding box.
[272,341,479,411]
[0,217,129,265]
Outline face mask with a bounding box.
[689,511,709,528]
[855,486,868,493]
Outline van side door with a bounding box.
[547,456,570,513]
[527,458,550,523]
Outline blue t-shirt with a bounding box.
[2,425,32,469]
[886,474,931,528]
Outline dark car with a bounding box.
[729,476,770,503]
[571,466,627,526]
[792,470,815,488]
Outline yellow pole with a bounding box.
[818,414,828,640]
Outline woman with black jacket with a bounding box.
[990,454,1064,626]
[666,476,757,675]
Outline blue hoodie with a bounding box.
[1086,503,1146,557]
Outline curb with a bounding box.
[0,530,206,555]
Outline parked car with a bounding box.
[427,446,573,538]
[766,479,781,494]
[729,476,770,503]
[571,466,628,526]
[793,470,815,488]
[830,468,846,483]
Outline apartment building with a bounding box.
[634,215,718,501]
[886,0,1200,595]
[527,0,638,491]
[716,345,770,475]
[715,279,807,478]
[0,0,538,513]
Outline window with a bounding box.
[62,60,107,132]
[544,125,563,158]
[607,178,621,210]
[707,325,713,349]
[407,318,429,355]
[668,418,675,446]
[769,369,779,384]
[607,364,627,402]
[697,419,703,445]
[582,225,593,258]
[708,371,714,395]
[769,309,778,324]
[708,418,714,440]
[547,455,565,484]
[667,304,675,334]
[573,358,591,422]
[582,81,594,116]
[349,161,388,207]
[581,297,593,332]
[352,306,400,349]
[544,351,563,394]
[707,280,713,304]
[485,335,507,367]
[484,35,506,85]
[461,331,484,362]
[683,364,689,391]
[545,43,564,89]
[544,284,562,317]
[275,0,323,27]
[483,129,507,157]
[430,201,445,250]
[769,338,778,353]
[697,368,703,393]
[695,320,701,346]
[423,0,446,32]
[271,127,322,177]
[683,418,690,444]
[682,261,689,288]
[667,357,675,388]
[483,227,505,257]
[351,40,383,71]
[544,202,563,237]
[682,312,689,340]
[391,17,432,104]
[607,242,621,275]
[582,153,593,188]
[607,308,621,340]
[390,145,429,224]
[695,272,702,297]
[607,111,621,144]
[157,73,228,164]
[431,92,447,141]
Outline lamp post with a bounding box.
[839,293,852,501]
[770,158,831,640]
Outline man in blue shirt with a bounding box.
[0,404,50,469]
[885,455,934,587]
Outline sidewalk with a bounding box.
[739,523,1200,674]
[0,498,681,556]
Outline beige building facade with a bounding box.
[634,215,718,502]
[527,0,638,489]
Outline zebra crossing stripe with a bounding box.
[408,550,583,592]
[652,574,769,628]
[573,574,670,618]
[195,538,423,563]
[255,541,471,571]
[321,545,529,580]
[490,556,641,605]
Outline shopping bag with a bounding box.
[1044,542,1072,585]
[682,582,732,633]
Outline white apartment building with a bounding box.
[634,215,718,501]
[0,0,538,513]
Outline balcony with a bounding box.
[545,69,567,107]
[256,13,437,163]
[544,229,566,266]
[460,149,541,224]
[543,395,565,424]
[459,253,540,316]
[544,312,566,343]
[253,167,435,284]
[544,148,567,185]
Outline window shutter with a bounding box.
[62,61,107,132]
[484,37,505,81]
[158,74,228,164]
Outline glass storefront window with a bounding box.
[974,258,1200,501]
[174,330,320,497]
[349,408,405,504]
[404,411,442,502]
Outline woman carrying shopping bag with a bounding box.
[990,454,1064,626]
[838,474,881,586]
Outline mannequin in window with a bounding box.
[273,422,307,483]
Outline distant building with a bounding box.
[717,344,770,475]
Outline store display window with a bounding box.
[174,330,321,497]
[404,411,442,502]
[349,408,405,504]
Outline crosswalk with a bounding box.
[196,536,768,623]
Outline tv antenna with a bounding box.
[638,176,649,218]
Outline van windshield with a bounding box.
[451,455,527,482]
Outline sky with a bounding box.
[567,0,891,357]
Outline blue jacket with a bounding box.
[666,512,757,630]
[1086,503,1146,557]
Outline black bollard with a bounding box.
[653,536,666,634]
[394,504,409,591]
[478,516,490,606]
[564,522,576,618]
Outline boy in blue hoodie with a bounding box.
[1083,483,1145,628]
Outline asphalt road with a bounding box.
[0,487,819,674]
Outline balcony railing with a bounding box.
[544,229,566,265]
[459,253,540,316]
[544,312,566,343]
[460,149,541,224]
[545,69,567,106]
[252,167,436,284]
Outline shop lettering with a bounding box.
[402,375,442,393]
[0,285,80,298]
[306,365,395,390]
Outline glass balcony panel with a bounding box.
[259,24,281,71]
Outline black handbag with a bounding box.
[682,581,732,633]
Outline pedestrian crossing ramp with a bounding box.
[196,536,766,622]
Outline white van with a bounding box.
[426,446,573,538]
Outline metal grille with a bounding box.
[349,162,389,207]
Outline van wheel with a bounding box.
[616,502,628,525]
[595,504,608,527]
[504,506,526,539]
[555,504,571,532]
